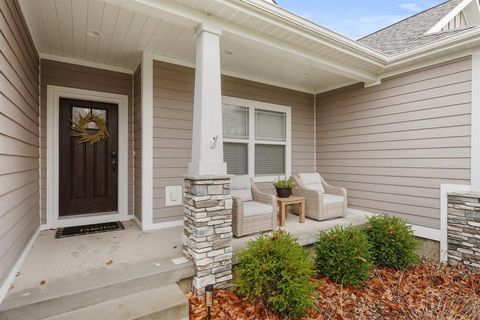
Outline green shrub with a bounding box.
[366,214,419,269]
[315,226,372,286]
[234,231,316,318]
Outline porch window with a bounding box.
[222,97,291,181]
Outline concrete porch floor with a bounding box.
[1,208,372,314]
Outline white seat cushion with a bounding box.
[323,194,344,205]
[231,175,253,202]
[243,201,273,217]
[298,173,325,193]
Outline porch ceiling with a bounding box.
[18,0,375,92]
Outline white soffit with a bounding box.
[18,0,189,71]
[18,0,358,91]
[220,32,353,92]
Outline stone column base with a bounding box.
[182,175,233,295]
[447,193,480,269]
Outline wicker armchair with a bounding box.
[231,175,277,237]
[292,173,346,221]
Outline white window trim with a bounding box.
[222,96,291,183]
[46,85,130,228]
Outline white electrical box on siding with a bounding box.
[165,186,183,206]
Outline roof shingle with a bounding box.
[358,0,470,55]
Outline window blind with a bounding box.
[255,144,285,176]
[222,104,249,139]
[224,142,248,175]
[255,109,286,141]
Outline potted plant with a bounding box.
[274,177,296,198]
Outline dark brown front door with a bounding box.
[59,98,118,216]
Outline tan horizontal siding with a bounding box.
[317,57,472,229]
[40,59,134,223]
[152,61,193,222]
[134,65,142,221]
[0,0,40,289]
[152,61,315,222]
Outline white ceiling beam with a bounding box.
[106,0,379,84]
[221,25,378,83]
[103,0,203,27]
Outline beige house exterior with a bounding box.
[2,0,480,308]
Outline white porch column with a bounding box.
[188,23,227,176]
[184,23,232,295]
[141,51,154,230]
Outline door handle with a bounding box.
[111,151,117,174]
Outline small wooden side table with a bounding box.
[277,196,305,227]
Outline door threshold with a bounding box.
[48,212,132,229]
[59,211,119,220]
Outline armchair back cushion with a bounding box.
[298,173,325,193]
[231,175,253,202]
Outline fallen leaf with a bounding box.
[40,280,46,286]
[188,262,480,320]
[106,260,113,266]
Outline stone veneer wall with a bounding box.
[183,176,233,294]
[447,193,480,269]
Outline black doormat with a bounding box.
[55,221,125,239]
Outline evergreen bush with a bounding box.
[234,231,316,318]
[315,226,372,286]
[366,214,419,269]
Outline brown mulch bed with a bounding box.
[188,262,480,319]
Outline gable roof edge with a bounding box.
[426,0,477,33]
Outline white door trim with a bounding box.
[45,85,130,228]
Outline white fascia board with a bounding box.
[386,27,480,68]
[380,49,475,80]
[427,0,474,34]
[152,54,315,94]
[314,80,359,94]
[218,0,386,64]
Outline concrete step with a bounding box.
[0,257,194,320]
[44,284,189,320]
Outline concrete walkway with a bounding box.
[0,208,372,317]
[7,221,189,295]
